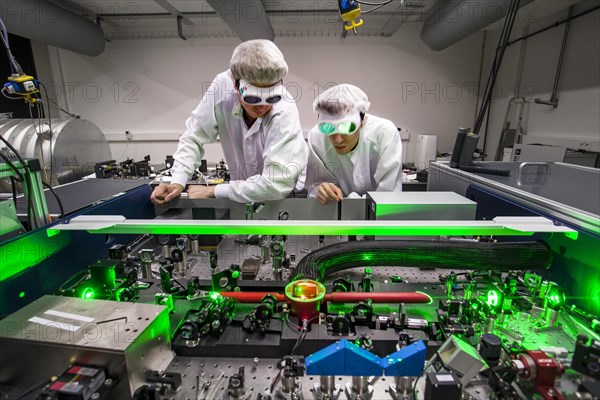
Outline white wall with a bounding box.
[32,23,485,166]
[481,2,600,158]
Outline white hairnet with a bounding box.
[230,40,288,86]
[313,84,371,116]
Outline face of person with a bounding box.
[328,131,360,155]
[237,82,275,119]
[240,102,273,119]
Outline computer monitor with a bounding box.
[450,128,479,168]
[449,128,511,176]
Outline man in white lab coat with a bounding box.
[306,84,403,205]
[151,40,307,205]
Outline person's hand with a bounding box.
[150,183,184,205]
[316,182,343,205]
[188,185,216,199]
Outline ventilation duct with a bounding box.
[1,0,105,56]
[205,0,275,41]
[420,0,534,51]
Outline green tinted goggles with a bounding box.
[317,113,362,135]
[318,121,359,135]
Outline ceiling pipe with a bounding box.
[1,0,105,56]
[205,0,275,41]
[420,0,534,51]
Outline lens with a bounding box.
[266,96,282,104]
[338,121,357,134]
[319,123,336,134]
[242,95,262,104]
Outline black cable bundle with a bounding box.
[293,240,553,282]
[474,0,521,136]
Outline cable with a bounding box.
[0,151,24,180]
[58,269,89,291]
[0,136,35,229]
[362,3,391,13]
[0,17,24,74]
[13,380,49,400]
[290,318,310,356]
[291,329,307,356]
[270,368,283,394]
[411,374,422,399]
[508,4,600,46]
[39,82,55,184]
[115,137,131,162]
[1,87,22,100]
[47,96,78,117]
[354,0,395,14]
[284,311,301,331]
[475,0,516,133]
[32,100,50,183]
[197,170,210,186]
[9,176,18,209]
[355,0,394,6]
[42,181,64,218]
[474,0,521,135]
[0,153,26,217]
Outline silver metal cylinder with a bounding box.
[394,377,413,394]
[141,262,152,279]
[176,262,185,275]
[544,308,559,326]
[281,376,295,393]
[320,376,336,397]
[245,202,254,220]
[190,240,200,254]
[352,376,369,395]
[229,387,245,399]
[181,251,188,271]
[485,316,496,333]
[0,118,111,186]
[271,240,284,279]
[273,258,283,280]
[260,236,271,264]
[498,312,505,325]
[161,245,170,258]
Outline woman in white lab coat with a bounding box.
[151,40,307,205]
[306,84,403,205]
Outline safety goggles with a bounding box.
[238,79,285,105]
[318,113,362,135]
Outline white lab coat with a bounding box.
[306,114,402,198]
[171,71,308,202]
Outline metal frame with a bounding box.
[0,159,49,229]
[49,215,576,238]
[428,161,600,235]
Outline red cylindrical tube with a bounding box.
[325,292,431,304]
[219,291,431,304]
